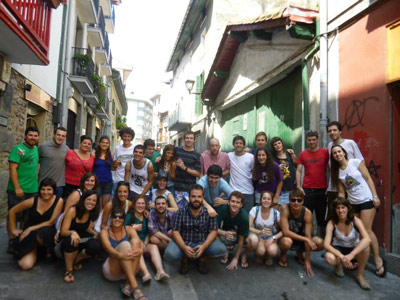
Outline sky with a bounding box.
[110,0,190,100]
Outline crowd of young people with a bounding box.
[6,121,385,299]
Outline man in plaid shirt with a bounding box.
[164,184,226,274]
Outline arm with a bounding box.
[166,193,178,212]
[168,161,176,181]
[323,221,344,258]
[86,221,98,239]
[287,149,297,165]
[337,181,346,197]
[346,217,371,260]
[248,215,262,235]
[203,201,217,217]
[280,206,310,243]
[226,235,245,270]
[9,162,23,197]
[60,207,81,247]
[273,180,283,206]
[295,164,304,194]
[124,161,131,183]
[141,162,154,196]
[152,231,172,243]
[358,162,380,208]
[8,198,34,238]
[194,229,218,258]
[172,230,195,258]
[101,202,112,229]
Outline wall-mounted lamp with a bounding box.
[185,79,201,95]
[24,84,32,91]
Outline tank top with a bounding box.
[108,226,129,248]
[151,189,171,203]
[129,158,150,195]
[288,206,305,236]
[70,215,91,236]
[24,196,60,229]
[93,156,113,183]
[332,221,360,248]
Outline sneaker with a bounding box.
[179,257,189,275]
[197,260,208,274]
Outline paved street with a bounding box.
[0,223,399,300]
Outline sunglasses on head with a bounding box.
[111,214,125,220]
[290,198,303,203]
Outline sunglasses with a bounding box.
[290,198,303,203]
[111,215,125,220]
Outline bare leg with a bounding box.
[242,235,258,265]
[146,243,168,277]
[64,251,78,282]
[101,194,111,210]
[255,239,266,261]
[18,249,37,270]
[356,246,370,283]
[139,255,152,282]
[265,241,278,265]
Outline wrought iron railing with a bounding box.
[72,47,94,78]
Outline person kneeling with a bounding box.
[324,197,371,290]
[164,184,226,274]
[279,189,324,276]
[100,208,146,300]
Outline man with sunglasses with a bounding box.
[279,189,324,276]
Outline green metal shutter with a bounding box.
[195,73,204,116]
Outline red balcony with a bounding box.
[0,0,57,65]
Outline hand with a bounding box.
[176,159,186,170]
[213,197,227,207]
[167,230,173,238]
[193,244,206,258]
[70,231,80,247]
[54,231,60,244]
[225,231,236,241]
[184,245,195,258]
[297,187,305,196]
[113,160,122,167]
[261,228,272,236]
[287,149,295,155]
[143,210,149,218]
[272,196,279,206]
[244,147,252,153]
[10,229,22,239]
[148,202,155,209]
[307,238,317,250]
[132,224,143,231]
[373,197,380,209]
[19,228,32,241]
[304,260,314,276]
[206,206,217,218]
[15,187,24,198]
[155,157,162,163]
[119,249,136,260]
[341,254,354,269]
[226,257,238,270]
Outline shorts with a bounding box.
[102,258,126,281]
[291,239,305,251]
[351,201,374,213]
[99,182,113,196]
[130,191,151,203]
[333,245,354,255]
[279,191,290,206]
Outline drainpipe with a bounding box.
[302,19,320,132]
[319,0,328,147]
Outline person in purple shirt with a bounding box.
[253,147,283,206]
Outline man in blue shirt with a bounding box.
[198,165,233,208]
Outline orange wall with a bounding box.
[338,0,400,250]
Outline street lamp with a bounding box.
[185,79,201,95]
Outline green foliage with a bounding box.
[74,53,91,68]
[90,73,107,110]
[116,114,127,129]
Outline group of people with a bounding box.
[5,121,385,299]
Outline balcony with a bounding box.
[104,4,115,33]
[69,48,96,101]
[87,7,105,48]
[0,0,53,65]
[76,0,99,24]
[99,0,112,17]
[93,88,109,119]
[94,32,109,64]
[168,102,192,132]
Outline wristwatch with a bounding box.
[272,235,276,241]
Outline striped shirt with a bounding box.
[175,147,201,192]
[172,205,217,244]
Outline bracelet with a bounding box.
[373,195,379,198]
[185,166,188,171]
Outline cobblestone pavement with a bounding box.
[0,223,399,300]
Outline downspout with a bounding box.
[319,0,328,147]
[302,19,320,132]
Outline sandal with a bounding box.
[334,265,344,277]
[73,263,82,271]
[265,257,273,266]
[142,274,152,284]
[155,273,170,281]
[64,270,74,283]
[132,287,147,300]
[240,259,249,269]
[120,283,132,297]
[356,277,371,290]
[220,252,229,264]
[278,259,288,268]
[375,258,387,278]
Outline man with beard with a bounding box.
[200,138,230,177]
[38,127,68,197]
[164,184,226,274]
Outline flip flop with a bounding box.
[142,274,152,284]
[73,263,82,271]
[120,283,132,297]
[240,260,249,269]
[295,255,305,265]
[265,257,273,266]
[155,273,170,281]
[375,258,387,278]
[334,265,344,277]
[278,259,288,268]
[356,277,371,290]
[220,252,229,264]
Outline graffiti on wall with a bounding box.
[344,96,379,131]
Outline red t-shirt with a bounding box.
[65,150,94,186]
[297,148,329,189]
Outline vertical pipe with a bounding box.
[319,0,328,147]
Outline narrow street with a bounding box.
[0,223,398,300]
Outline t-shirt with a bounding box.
[200,150,230,176]
[146,151,161,188]
[228,152,254,194]
[217,204,249,237]
[198,175,233,206]
[7,143,39,193]
[272,152,296,192]
[38,141,69,187]
[64,150,94,186]
[254,162,283,194]
[175,147,201,192]
[338,159,372,205]
[327,139,364,192]
[249,206,280,235]
[297,148,329,189]
[112,144,135,183]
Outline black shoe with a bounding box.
[179,257,189,275]
[197,260,208,274]
[7,239,17,255]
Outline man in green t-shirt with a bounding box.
[217,191,249,270]
[7,127,40,210]
[144,139,161,188]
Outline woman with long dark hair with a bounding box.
[324,197,371,289]
[93,136,113,209]
[59,190,101,282]
[330,144,385,278]
[8,178,63,270]
[157,144,176,193]
[253,147,283,205]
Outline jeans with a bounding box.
[164,240,226,261]
[242,193,255,213]
[304,188,327,227]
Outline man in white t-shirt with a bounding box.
[326,121,364,214]
[111,127,135,197]
[228,136,254,212]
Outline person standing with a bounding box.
[174,131,201,208]
[38,127,68,198]
[296,131,329,236]
[200,138,230,177]
[228,136,255,212]
[245,131,268,155]
[144,138,161,189]
[93,136,113,209]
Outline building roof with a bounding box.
[201,6,318,102]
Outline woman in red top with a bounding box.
[64,135,95,198]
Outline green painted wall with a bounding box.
[221,67,302,153]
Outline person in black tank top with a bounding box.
[279,189,324,276]
[8,178,63,270]
[100,208,146,299]
[59,190,101,283]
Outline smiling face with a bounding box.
[306,136,318,151]
[189,188,203,209]
[117,185,129,202]
[121,133,133,146]
[40,185,54,200]
[25,130,39,147]
[272,140,283,153]
[335,204,348,220]
[260,192,272,209]
[255,135,267,148]
[110,213,125,227]
[184,134,195,148]
[135,197,146,214]
[84,194,98,211]
[289,196,304,211]
[209,139,220,156]
[145,145,155,157]
[53,129,67,146]
[99,138,110,151]
[208,174,220,188]
[332,146,346,163]
[257,150,267,165]
[233,140,245,153]
[157,178,168,190]
[165,150,174,161]
[80,138,92,153]
[84,176,96,191]
[133,148,145,162]
[155,198,167,214]
[228,195,243,215]
[328,125,342,142]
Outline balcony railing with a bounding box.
[0,0,52,64]
[72,48,95,78]
[98,6,106,38]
